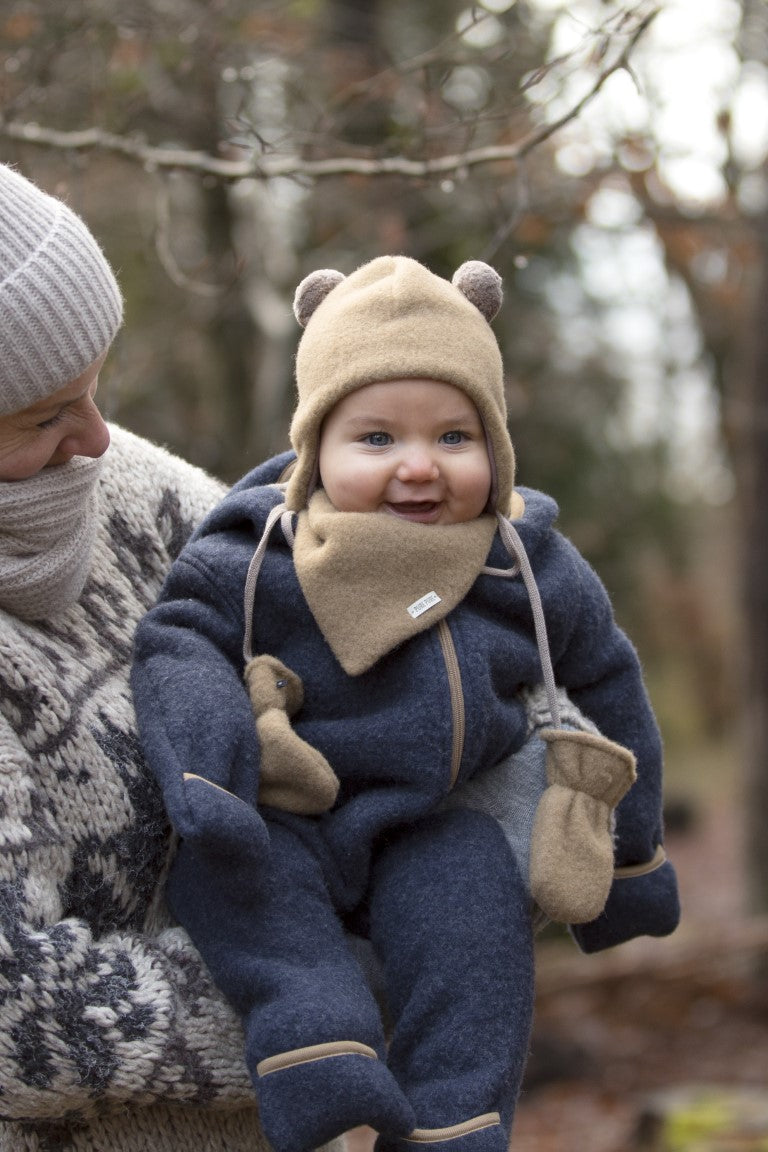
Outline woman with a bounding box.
[0,163,274,1150]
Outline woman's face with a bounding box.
[0,354,111,481]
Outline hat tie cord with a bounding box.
[496,513,561,730]
[242,502,562,733]
[243,501,295,663]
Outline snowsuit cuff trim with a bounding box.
[406,1114,502,1142]
[256,1040,378,1076]
[614,843,667,878]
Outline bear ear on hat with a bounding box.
[293,269,346,327]
[452,260,503,323]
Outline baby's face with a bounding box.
[317,378,491,525]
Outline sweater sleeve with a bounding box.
[0,434,275,1122]
[547,537,680,952]
[0,711,255,1122]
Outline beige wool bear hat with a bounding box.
[286,255,516,515]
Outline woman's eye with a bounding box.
[363,431,392,447]
[36,410,67,430]
[441,430,466,446]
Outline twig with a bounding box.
[0,9,658,184]
[153,181,236,297]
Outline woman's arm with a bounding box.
[0,713,256,1121]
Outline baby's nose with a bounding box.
[396,445,439,482]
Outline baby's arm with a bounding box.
[550,538,680,952]
[131,534,269,866]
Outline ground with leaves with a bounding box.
[347,774,767,1152]
[513,786,768,1151]
[348,778,767,1152]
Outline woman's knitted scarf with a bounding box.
[0,454,103,620]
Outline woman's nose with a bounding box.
[56,405,111,464]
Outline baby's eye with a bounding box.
[441,430,467,446]
[363,431,392,447]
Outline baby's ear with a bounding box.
[293,269,346,327]
[452,261,503,323]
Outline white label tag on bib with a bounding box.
[407,591,442,619]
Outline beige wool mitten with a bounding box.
[529,728,636,924]
[244,654,340,815]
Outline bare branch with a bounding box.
[0,8,658,184]
[511,6,657,160]
[479,163,531,264]
[153,181,236,298]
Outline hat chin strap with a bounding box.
[305,457,320,505]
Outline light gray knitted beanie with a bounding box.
[0,164,123,415]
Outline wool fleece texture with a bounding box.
[285,257,514,513]
[132,449,680,1152]
[0,427,281,1152]
[293,490,498,674]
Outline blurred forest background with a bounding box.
[1,0,767,1146]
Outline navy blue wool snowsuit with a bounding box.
[131,451,679,1152]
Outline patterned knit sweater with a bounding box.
[0,426,270,1151]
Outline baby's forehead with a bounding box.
[328,377,483,420]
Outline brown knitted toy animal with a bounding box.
[244,654,340,815]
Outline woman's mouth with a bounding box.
[385,501,443,524]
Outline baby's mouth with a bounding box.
[385,501,443,524]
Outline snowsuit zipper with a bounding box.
[437,618,464,788]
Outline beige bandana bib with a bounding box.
[293,490,497,675]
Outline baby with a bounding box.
[132,256,679,1152]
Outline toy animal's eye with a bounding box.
[276,679,288,689]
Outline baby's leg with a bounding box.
[369,808,534,1152]
[167,818,415,1152]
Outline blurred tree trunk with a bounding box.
[741,210,768,915]
[189,28,258,480]
[325,0,380,52]
[733,0,768,916]
[203,181,257,478]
